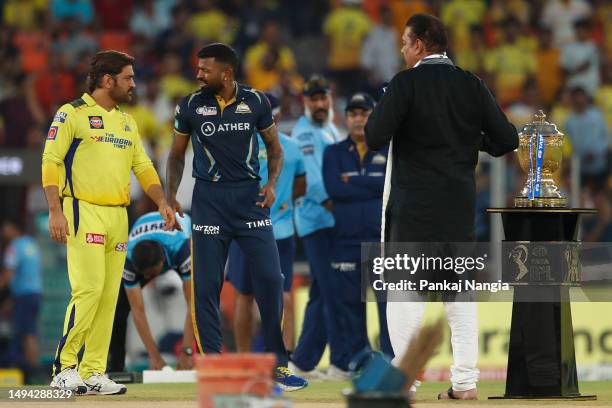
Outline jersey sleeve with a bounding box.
[256,92,274,131]
[122,258,141,288]
[41,104,76,187]
[174,96,192,135]
[173,239,191,281]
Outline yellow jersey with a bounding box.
[42,93,160,207]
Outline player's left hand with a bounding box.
[177,353,194,370]
[256,184,276,208]
[159,201,181,231]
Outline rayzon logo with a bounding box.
[193,224,220,234]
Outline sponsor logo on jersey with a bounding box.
[129,221,169,238]
[245,219,272,229]
[235,101,251,114]
[115,242,128,252]
[196,106,217,116]
[88,116,104,129]
[301,144,314,155]
[86,233,105,245]
[122,270,136,281]
[47,126,58,140]
[90,133,133,149]
[372,154,387,165]
[201,122,251,137]
[193,224,220,234]
[331,262,357,272]
[53,112,67,123]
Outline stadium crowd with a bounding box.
[0,0,611,383]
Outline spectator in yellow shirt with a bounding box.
[535,28,563,107]
[455,25,488,76]
[323,0,371,96]
[484,16,536,106]
[159,53,195,102]
[3,0,47,30]
[186,0,235,44]
[244,20,297,92]
[440,0,486,54]
[388,0,432,39]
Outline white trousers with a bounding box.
[386,301,479,392]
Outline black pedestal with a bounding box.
[487,208,597,400]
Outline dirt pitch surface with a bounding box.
[2,381,611,408]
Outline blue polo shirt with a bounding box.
[3,236,42,296]
[174,83,274,183]
[257,132,305,240]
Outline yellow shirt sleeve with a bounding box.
[130,120,161,192]
[41,104,76,187]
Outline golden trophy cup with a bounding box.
[514,110,566,208]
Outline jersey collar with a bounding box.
[214,82,238,113]
[82,92,120,111]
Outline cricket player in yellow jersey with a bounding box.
[42,51,177,395]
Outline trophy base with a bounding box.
[514,197,567,208]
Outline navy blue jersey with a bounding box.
[174,83,274,183]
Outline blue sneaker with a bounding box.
[275,366,308,392]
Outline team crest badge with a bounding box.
[235,101,251,114]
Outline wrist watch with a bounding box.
[182,346,193,356]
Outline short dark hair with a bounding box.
[86,50,135,93]
[132,240,164,272]
[405,14,448,54]
[197,43,239,73]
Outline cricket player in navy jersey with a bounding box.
[165,43,307,391]
[108,212,193,372]
[226,93,306,354]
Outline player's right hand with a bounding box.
[148,354,166,370]
[48,208,69,244]
[167,195,184,218]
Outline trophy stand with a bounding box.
[487,208,596,400]
[487,111,596,399]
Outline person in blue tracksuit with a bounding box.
[108,212,193,372]
[1,219,42,382]
[226,93,306,353]
[322,93,393,362]
[290,75,351,380]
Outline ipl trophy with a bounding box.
[514,110,566,208]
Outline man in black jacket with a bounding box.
[365,14,518,400]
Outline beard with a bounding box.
[200,80,223,95]
[110,86,133,104]
[305,106,331,125]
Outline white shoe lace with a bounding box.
[88,373,114,385]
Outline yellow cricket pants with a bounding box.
[53,197,128,379]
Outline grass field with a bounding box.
[9,381,610,407]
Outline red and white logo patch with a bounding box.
[47,126,58,140]
[115,242,127,252]
[86,233,105,245]
[88,116,104,129]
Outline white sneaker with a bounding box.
[288,361,328,382]
[325,364,350,381]
[83,373,127,395]
[50,367,87,394]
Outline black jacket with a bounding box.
[365,61,518,242]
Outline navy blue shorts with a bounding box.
[12,293,41,336]
[227,236,295,294]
